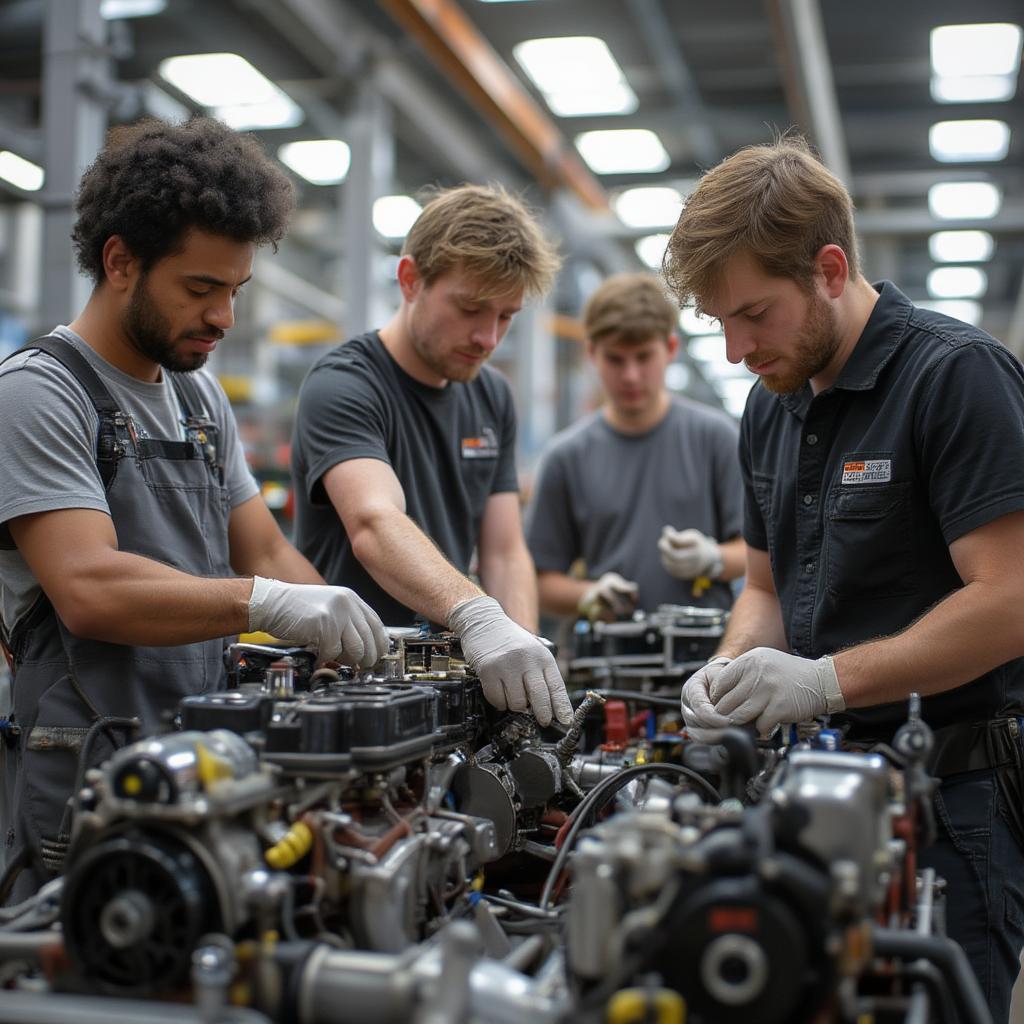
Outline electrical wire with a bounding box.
[539,762,719,910]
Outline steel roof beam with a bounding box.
[768,0,852,185]
[376,0,608,210]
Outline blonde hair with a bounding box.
[583,273,677,346]
[663,135,859,310]
[403,183,561,299]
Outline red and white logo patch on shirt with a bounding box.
[842,459,892,484]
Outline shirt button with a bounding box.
[804,562,815,574]
[803,494,814,506]
[806,433,818,445]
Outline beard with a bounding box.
[408,319,487,384]
[750,289,842,395]
[123,275,220,374]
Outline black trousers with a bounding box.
[919,768,1024,1024]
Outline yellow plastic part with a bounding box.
[120,773,142,796]
[691,575,711,598]
[195,741,234,788]
[265,821,314,869]
[606,987,685,1024]
[238,631,282,645]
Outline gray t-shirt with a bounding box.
[0,326,258,633]
[525,397,743,612]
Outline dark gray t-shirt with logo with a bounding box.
[291,331,519,626]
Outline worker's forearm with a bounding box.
[834,579,1024,708]
[61,551,253,645]
[349,508,482,624]
[479,545,538,631]
[717,537,747,582]
[538,571,590,618]
[248,535,324,586]
[716,582,788,658]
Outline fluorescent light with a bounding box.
[927,266,988,299]
[665,363,690,392]
[716,378,756,418]
[930,23,1023,77]
[928,230,994,263]
[373,195,423,238]
[159,53,303,129]
[278,140,351,185]
[101,0,165,17]
[685,333,726,361]
[0,151,44,192]
[514,37,637,117]
[575,129,670,174]
[635,234,670,269]
[917,299,983,326]
[680,307,720,336]
[217,96,303,130]
[928,181,1001,220]
[931,75,1017,103]
[545,84,637,117]
[929,120,1010,162]
[614,186,683,228]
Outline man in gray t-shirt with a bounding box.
[0,118,386,901]
[526,273,745,621]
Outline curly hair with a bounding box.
[72,116,295,283]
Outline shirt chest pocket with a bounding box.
[826,482,915,599]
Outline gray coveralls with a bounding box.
[1,335,231,903]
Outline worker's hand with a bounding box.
[658,526,723,581]
[577,571,639,621]
[248,576,388,668]
[709,647,845,736]
[448,595,573,727]
[681,656,734,740]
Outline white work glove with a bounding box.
[577,571,639,621]
[709,647,845,736]
[680,656,734,740]
[448,596,573,727]
[658,526,723,581]
[248,576,388,668]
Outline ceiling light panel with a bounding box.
[0,151,44,191]
[931,74,1017,103]
[928,230,994,263]
[159,53,303,130]
[635,234,670,269]
[930,23,1023,77]
[373,195,423,238]
[680,307,720,336]
[929,120,1010,162]
[575,129,670,174]
[278,140,351,185]
[927,266,988,299]
[927,181,1002,219]
[101,0,166,17]
[614,187,683,228]
[917,299,983,326]
[514,37,637,117]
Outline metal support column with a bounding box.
[40,0,109,331]
[340,85,394,337]
[513,303,557,465]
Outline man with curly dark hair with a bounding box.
[0,117,387,903]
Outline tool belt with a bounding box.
[926,716,1021,777]
[927,715,1024,853]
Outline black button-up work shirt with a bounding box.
[740,282,1024,740]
